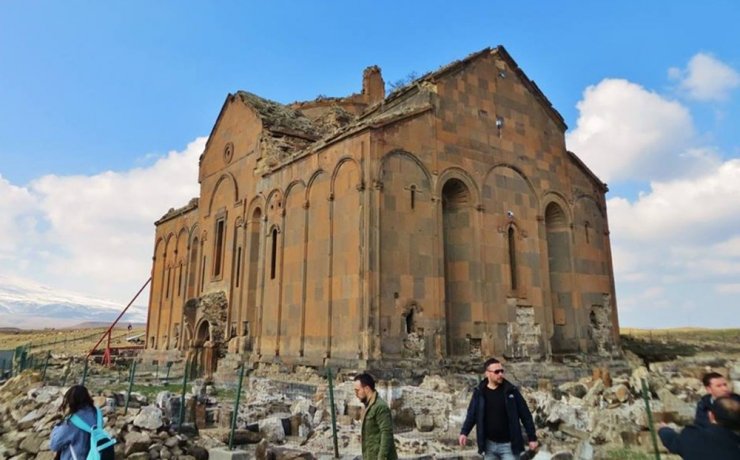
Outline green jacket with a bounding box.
[361,392,398,460]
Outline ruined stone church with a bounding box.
[144,47,620,374]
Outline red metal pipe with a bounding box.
[88,277,151,358]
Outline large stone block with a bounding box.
[209,448,251,460]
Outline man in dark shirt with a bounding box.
[695,372,740,428]
[659,396,740,459]
[459,357,538,459]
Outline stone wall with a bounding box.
[144,47,620,371]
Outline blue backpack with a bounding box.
[69,407,116,460]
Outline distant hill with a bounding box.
[0,275,147,329]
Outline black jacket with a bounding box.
[695,393,740,428]
[659,424,740,459]
[460,379,537,455]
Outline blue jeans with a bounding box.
[484,440,516,460]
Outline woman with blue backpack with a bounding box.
[50,385,115,460]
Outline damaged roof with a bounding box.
[235,91,322,141]
[378,46,567,131]
[205,46,586,181]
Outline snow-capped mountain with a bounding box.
[0,275,147,329]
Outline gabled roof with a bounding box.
[202,91,323,156]
[378,46,568,132]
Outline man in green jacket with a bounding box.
[354,372,398,460]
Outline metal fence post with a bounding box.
[178,361,190,432]
[42,351,51,382]
[61,358,72,387]
[80,357,89,386]
[164,361,173,387]
[124,360,138,415]
[228,365,246,450]
[641,378,662,460]
[327,367,339,458]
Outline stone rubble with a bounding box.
[1,352,737,459]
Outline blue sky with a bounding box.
[1,1,739,328]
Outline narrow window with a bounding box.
[165,268,171,299]
[213,217,226,277]
[508,226,518,290]
[270,228,278,279]
[410,185,416,210]
[585,222,591,244]
[235,247,242,288]
[177,264,183,297]
[200,255,206,292]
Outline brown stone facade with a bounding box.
[144,46,620,371]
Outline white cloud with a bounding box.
[566,56,740,328]
[669,53,740,102]
[566,79,713,183]
[608,160,740,327]
[608,159,740,243]
[0,175,39,254]
[0,137,205,304]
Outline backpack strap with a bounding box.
[69,414,92,433]
[96,407,104,429]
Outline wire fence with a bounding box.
[1,350,345,454]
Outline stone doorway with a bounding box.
[188,319,218,379]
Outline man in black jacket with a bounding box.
[459,357,538,459]
[695,372,740,427]
[659,396,740,459]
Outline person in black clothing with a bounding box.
[694,371,740,428]
[659,396,740,459]
[459,357,538,460]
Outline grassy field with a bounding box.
[3,325,738,358]
[621,327,740,342]
[0,326,147,355]
[620,327,740,364]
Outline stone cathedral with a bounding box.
[144,47,620,376]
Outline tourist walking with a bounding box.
[50,385,99,460]
[459,357,538,459]
[354,372,398,460]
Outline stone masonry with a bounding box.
[144,46,620,374]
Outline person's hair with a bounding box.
[354,372,376,391]
[483,357,501,371]
[60,385,94,416]
[711,396,740,431]
[702,371,724,387]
